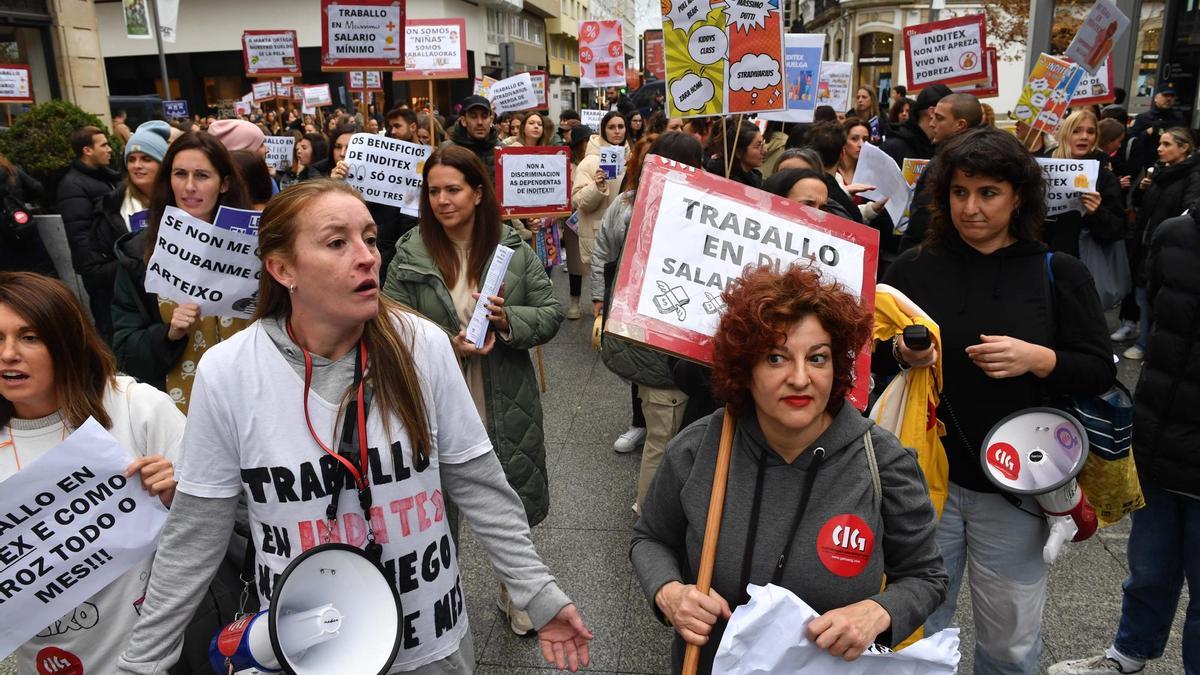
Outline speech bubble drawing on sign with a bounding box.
[668,0,708,33]
[727,0,773,32]
[729,53,781,91]
[688,25,728,66]
[671,72,717,112]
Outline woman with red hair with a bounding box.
[631,263,947,674]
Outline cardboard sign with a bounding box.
[528,70,550,110]
[815,61,852,112]
[495,146,572,218]
[1065,0,1131,76]
[144,206,262,318]
[251,81,275,103]
[953,47,999,99]
[1014,53,1085,133]
[1068,55,1116,107]
[273,82,292,99]
[1037,158,1100,216]
[661,0,785,117]
[320,0,406,71]
[579,19,625,88]
[580,108,605,130]
[302,83,333,108]
[262,136,295,171]
[903,15,988,91]
[394,18,467,80]
[342,133,430,216]
[0,65,33,103]
[0,420,170,659]
[348,70,384,92]
[760,34,824,124]
[242,30,301,77]
[163,99,189,119]
[605,156,879,409]
[233,101,252,117]
[488,72,538,115]
[599,145,626,180]
[644,29,665,81]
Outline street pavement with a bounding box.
[2,266,1187,674]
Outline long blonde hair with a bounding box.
[254,180,432,464]
[1052,110,1099,159]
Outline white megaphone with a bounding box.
[980,407,1098,564]
[209,543,401,674]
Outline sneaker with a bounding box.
[566,297,581,320]
[1110,321,1138,341]
[613,426,646,453]
[1048,655,1143,674]
[497,584,536,637]
[1122,345,1145,360]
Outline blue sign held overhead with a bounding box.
[163,100,189,119]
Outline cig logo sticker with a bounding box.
[35,647,82,675]
[817,514,875,577]
[987,442,1021,482]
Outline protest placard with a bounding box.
[644,29,665,81]
[262,136,295,171]
[953,47,999,99]
[281,76,295,84]
[473,76,498,97]
[302,83,333,108]
[233,101,252,117]
[533,219,565,268]
[342,133,430,216]
[853,142,911,226]
[394,18,467,80]
[1065,0,1131,76]
[251,81,275,103]
[162,100,188,119]
[815,61,852,112]
[0,419,169,659]
[599,145,626,180]
[579,20,625,88]
[348,71,384,92]
[902,158,930,188]
[273,82,292,99]
[242,30,301,77]
[760,34,824,124]
[129,210,149,232]
[528,70,550,110]
[0,65,32,103]
[213,206,261,236]
[320,0,405,71]
[606,156,879,409]
[1068,55,1115,106]
[488,73,538,115]
[1037,158,1100,216]
[144,206,262,319]
[661,0,785,117]
[903,15,988,91]
[580,109,605,130]
[1014,53,1085,134]
[495,147,572,218]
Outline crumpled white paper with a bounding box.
[712,584,960,674]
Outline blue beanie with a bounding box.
[125,120,172,162]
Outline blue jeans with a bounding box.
[1135,286,1152,351]
[1113,485,1200,674]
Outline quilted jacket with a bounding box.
[383,224,563,526]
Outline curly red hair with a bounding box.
[711,264,872,412]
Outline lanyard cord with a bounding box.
[737,445,826,605]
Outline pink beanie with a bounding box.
[207,119,264,152]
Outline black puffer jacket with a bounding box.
[439,123,502,184]
[1136,208,1200,494]
[55,159,119,276]
[87,184,142,340]
[879,119,934,168]
[1132,152,1200,283]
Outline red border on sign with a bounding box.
[393,18,468,81]
[321,0,406,72]
[302,84,333,108]
[903,14,989,91]
[1066,55,1116,107]
[242,30,301,78]
[494,146,573,218]
[529,70,550,110]
[606,156,880,410]
[251,81,276,103]
[347,71,385,93]
[0,65,33,104]
[955,47,999,99]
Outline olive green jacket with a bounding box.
[383,225,563,526]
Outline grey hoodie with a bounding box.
[631,404,948,674]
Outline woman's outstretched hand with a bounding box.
[538,604,594,672]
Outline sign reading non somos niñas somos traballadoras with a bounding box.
[321,0,405,70]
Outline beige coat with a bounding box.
[571,135,625,265]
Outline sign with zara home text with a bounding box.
[321,0,405,71]
[394,18,467,80]
[242,30,301,78]
[342,133,430,217]
[606,156,879,410]
[495,146,572,218]
[0,420,169,659]
[144,206,262,319]
[0,65,32,103]
[903,14,988,91]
